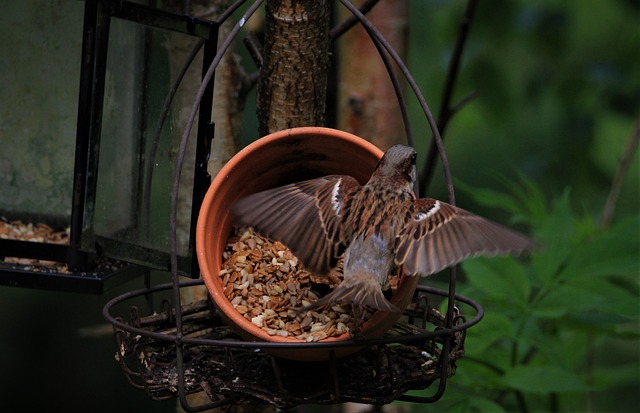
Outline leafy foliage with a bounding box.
[402,1,638,410]
[408,178,639,412]
[408,0,639,217]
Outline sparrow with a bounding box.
[232,144,532,313]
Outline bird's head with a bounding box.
[370,144,417,188]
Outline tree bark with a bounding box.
[257,0,331,135]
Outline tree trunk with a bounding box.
[257,0,331,134]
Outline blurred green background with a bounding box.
[408,0,639,215]
[1,0,638,411]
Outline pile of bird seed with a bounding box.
[0,218,70,271]
[219,226,360,342]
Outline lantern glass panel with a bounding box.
[86,16,203,275]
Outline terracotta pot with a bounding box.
[196,127,419,361]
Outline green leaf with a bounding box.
[465,312,515,355]
[566,276,639,316]
[501,365,590,394]
[455,180,525,217]
[456,173,549,225]
[531,189,576,284]
[532,284,603,318]
[568,312,639,336]
[560,215,640,280]
[491,171,549,224]
[463,256,530,307]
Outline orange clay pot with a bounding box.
[196,127,419,361]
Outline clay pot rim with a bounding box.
[220,126,382,175]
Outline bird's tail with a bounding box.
[299,272,399,313]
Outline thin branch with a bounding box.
[420,0,479,195]
[243,31,263,67]
[463,355,505,375]
[449,90,480,117]
[217,0,253,23]
[600,113,640,226]
[330,0,380,39]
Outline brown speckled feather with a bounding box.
[394,198,532,276]
[232,175,360,275]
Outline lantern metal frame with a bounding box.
[0,0,218,293]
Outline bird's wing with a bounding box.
[394,198,532,276]
[232,175,360,275]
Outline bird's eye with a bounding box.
[410,153,417,165]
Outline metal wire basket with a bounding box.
[104,279,482,410]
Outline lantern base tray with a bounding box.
[0,258,142,294]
